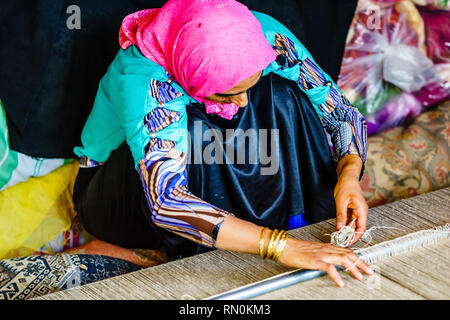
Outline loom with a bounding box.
[35,188,450,300]
[206,224,450,300]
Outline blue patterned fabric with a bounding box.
[144,108,181,134]
[149,79,183,104]
[294,48,367,167]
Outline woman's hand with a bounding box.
[335,155,369,246]
[216,217,374,288]
[278,238,374,287]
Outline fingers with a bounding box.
[342,258,363,281]
[342,253,374,280]
[319,263,345,288]
[321,251,374,287]
[286,239,374,288]
[355,257,374,276]
[350,202,369,246]
[336,198,349,231]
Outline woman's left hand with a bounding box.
[334,155,369,246]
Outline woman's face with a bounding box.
[205,71,263,108]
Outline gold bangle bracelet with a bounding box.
[272,232,290,262]
[270,230,286,260]
[259,227,269,259]
[265,229,278,260]
[266,229,284,260]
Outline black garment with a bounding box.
[0,0,357,159]
[73,73,337,261]
[186,74,337,229]
[0,0,168,159]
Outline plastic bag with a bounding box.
[382,44,434,92]
[338,0,427,115]
[0,161,80,260]
[366,92,424,136]
[420,9,450,64]
[412,63,450,108]
[365,63,449,136]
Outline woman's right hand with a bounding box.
[277,238,374,287]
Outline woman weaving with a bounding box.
[73,0,373,287]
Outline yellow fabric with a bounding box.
[0,161,79,260]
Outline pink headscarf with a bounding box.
[119,0,277,120]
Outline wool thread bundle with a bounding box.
[330,224,357,248]
[329,219,406,248]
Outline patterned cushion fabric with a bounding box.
[0,254,141,301]
[361,101,450,208]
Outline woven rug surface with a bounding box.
[36,187,450,300]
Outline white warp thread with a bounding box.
[331,223,450,271]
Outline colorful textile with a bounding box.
[361,101,450,208]
[138,131,233,248]
[0,254,141,300]
[75,10,367,249]
[0,162,80,260]
[119,0,277,120]
[35,216,93,255]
